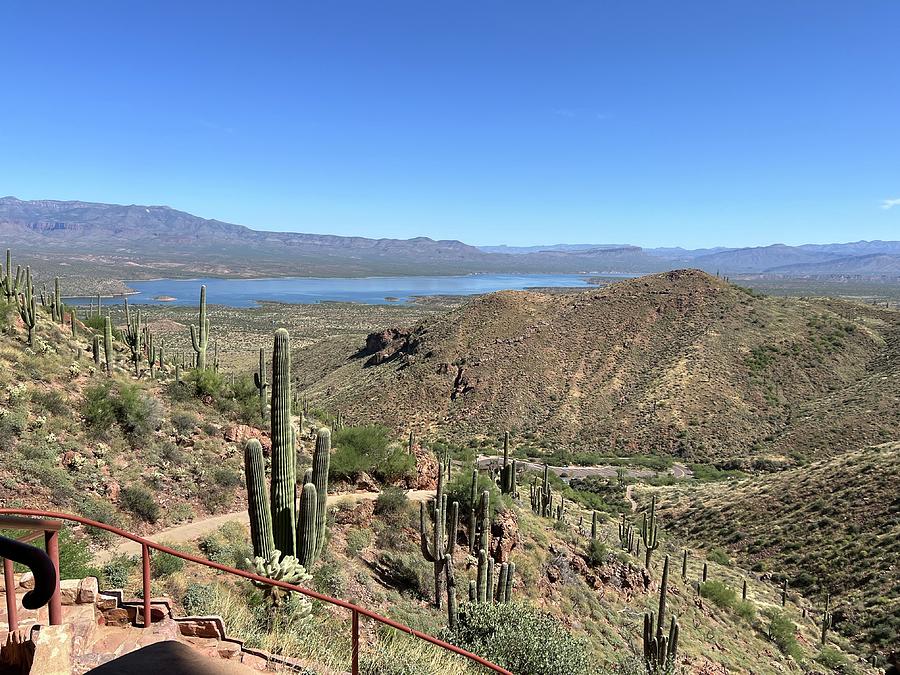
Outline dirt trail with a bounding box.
[95,489,434,564]
[625,484,638,512]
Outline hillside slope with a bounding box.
[295,270,900,463]
[656,443,900,651]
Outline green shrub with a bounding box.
[443,602,590,675]
[187,368,224,399]
[213,466,241,488]
[330,425,414,483]
[374,487,409,521]
[346,529,372,558]
[816,646,854,672]
[587,539,608,567]
[78,497,121,544]
[30,389,69,416]
[182,582,217,615]
[150,544,185,577]
[766,609,802,660]
[374,552,428,598]
[199,523,252,568]
[83,381,160,445]
[700,580,738,609]
[121,484,160,523]
[171,412,198,436]
[57,530,98,580]
[445,467,502,519]
[707,547,731,565]
[101,555,138,588]
[734,600,757,622]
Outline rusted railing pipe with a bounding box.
[3,557,17,631]
[0,509,512,675]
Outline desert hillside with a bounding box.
[655,443,900,651]
[295,270,900,464]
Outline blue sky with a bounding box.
[1,2,898,248]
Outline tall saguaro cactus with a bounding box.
[123,299,143,376]
[103,316,114,375]
[16,267,37,346]
[472,551,514,604]
[190,285,210,369]
[821,594,832,645]
[419,453,459,609]
[642,555,679,673]
[642,495,660,569]
[3,249,23,302]
[244,329,331,574]
[498,431,517,494]
[467,469,479,553]
[270,328,295,557]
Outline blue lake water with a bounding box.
[69,274,611,308]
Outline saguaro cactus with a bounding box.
[467,468,479,554]
[190,285,210,369]
[91,335,101,366]
[244,329,331,572]
[16,267,37,346]
[2,249,22,302]
[478,489,491,554]
[254,347,268,420]
[591,511,599,540]
[642,555,679,673]
[123,299,143,376]
[419,453,459,609]
[270,328,295,557]
[821,594,832,645]
[641,495,660,569]
[498,432,517,495]
[244,439,275,560]
[444,554,458,628]
[103,317,114,375]
[473,551,515,604]
[781,579,788,607]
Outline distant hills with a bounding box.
[2,196,900,281]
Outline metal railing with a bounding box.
[0,508,512,675]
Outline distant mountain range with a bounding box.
[2,196,899,281]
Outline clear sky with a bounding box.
[2,2,898,248]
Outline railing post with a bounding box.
[141,544,152,628]
[3,557,18,631]
[351,609,359,675]
[44,530,62,625]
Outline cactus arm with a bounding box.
[244,439,275,560]
[296,483,318,569]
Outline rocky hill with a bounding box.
[295,270,900,464]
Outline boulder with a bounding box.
[77,577,99,604]
[410,445,438,490]
[489,508,521,563]
[178,618,224,639]
[59,579,80,605]
[224,425,271,453]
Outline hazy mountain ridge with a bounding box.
[3,196,900,280]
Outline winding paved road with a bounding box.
[476,455,692,481]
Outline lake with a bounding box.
[69,274,611,308]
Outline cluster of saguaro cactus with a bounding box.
[820,593,832,645]
[254,347,268,420]
[2,249,23,303]
[50,277,65,325]
[244,329,331,573]
[468,549,515,605]
[619,513,636,554]
[642,555,679,673]
[16,266,37,346]
[498,432,517,495]
[190,285,210,369]
[641,495,660,568]
[419,453,459,609]
[530,464,553,517]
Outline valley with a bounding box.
[1,248,897,674]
